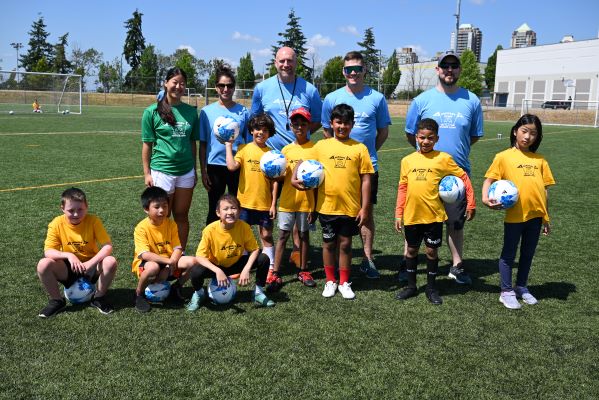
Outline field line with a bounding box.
[0,130,138,136]
[0,175,142,193]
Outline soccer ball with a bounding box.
[296,159,324,189]
[8,110,14,115]
[64,277,96,304]
[208,277,237,305]
[213,116,240,143]
[62,110,70,115]
[488,179,519,209]
[260,150,287,178]
[144,281,171,302]
[438,175,465,204]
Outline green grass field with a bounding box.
[1,106,598,399]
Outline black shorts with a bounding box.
[444,196,467,230]
[370,171,379,205]
[239,208,273,228]
[58,260,100,288]
[319,214,360,243]
[404,222,443,249]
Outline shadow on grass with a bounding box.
[530,281,576,301]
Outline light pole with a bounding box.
[10,42,23,83]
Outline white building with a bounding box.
[493,38,599,108]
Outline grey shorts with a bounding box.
[278,211,310,232]
[444,196,467,230]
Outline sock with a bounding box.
[324,265,336,282]
[406,256,418,289]
[339,268,351,285]
[426,257,439,290]
[255,285,264,296]
[263,246,275,267]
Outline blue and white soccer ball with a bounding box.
[260,150,287,178]
[213,116,240,143]
[296,159,325,189]
[64,277,96,304]
[208,277,237,305]
[488,179,519,209]
[438,175,465,204]
[144,281,171,303]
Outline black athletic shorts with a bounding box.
[319,214,360,243]
[404,222,443,249]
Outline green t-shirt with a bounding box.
[141,102,200,176]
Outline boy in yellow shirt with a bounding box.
[37,188,117,317]
[394,118,475,305]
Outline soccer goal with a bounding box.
[203,87,254,109]
[521,98,599,128]
[0,70,82,114]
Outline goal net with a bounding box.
[521,98,599,128]
[0,70,82,114]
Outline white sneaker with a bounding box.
[322,281,338,298]
[499,290,521,309]
[338,282,355,300]
[515,286,538,305]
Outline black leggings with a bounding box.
[205,164,240,225]
[190,253,270,291]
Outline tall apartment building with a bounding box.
[397,47,418,64]
[511,23,537,48]
[450,23,483,61]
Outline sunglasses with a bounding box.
[216,83,235,89]
[343,65,364,74]
[439,63,460,70]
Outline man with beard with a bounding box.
[403,51,484,285]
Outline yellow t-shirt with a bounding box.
[315,137,374,217]
[196,220,259,268]
[279,141,317,212]
[132,217,182,274]
[44,214,111,262]
[400,150,466,225]
[485,147,555,223]
[234,142,273,211]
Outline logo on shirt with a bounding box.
[221,244,242,258]
[155,241,171,255]
[67,240,88,252]
[330,155,351,168]
[354,112,370,129]
[432,112,464,129]
[171,121,189,138]
[411,168,432,181]
[518,164,538,177]
[247,159,261,172]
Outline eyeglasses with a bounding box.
[216,83,235,89]
[439,63,460,70]
[343,65,364,74]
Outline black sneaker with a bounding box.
[168,282,186,304]
[38,298,67,318]
[425,289,443,305]
[135,294,151,313]
[448,263,472,285]
[396,287,418,300]
[90,295,114,315]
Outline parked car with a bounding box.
[541,100,571,110]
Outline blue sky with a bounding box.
[1,0,598,75]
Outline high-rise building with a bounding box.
[511,23,537,48]
[397,47,418,64]
[450,23,483,62]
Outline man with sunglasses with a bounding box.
[321,51,392,279]
[403,51,483,285]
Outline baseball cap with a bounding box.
[290,107,311,122]
[438,51,461,67]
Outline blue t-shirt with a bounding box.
[250,76,322,151]
[322,86,391,171]
[405,87,483,174]
[199,102,249,166]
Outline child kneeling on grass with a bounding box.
[179,194,274,310]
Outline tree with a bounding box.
[123,9,145,90]
[484,44,503,92]
[97,58,121,93]
[237,53,255,89]
[138,45,159,92]
[272,8,311,80]
[71,46,103,90]
[53,33,72,74]
[20,16,54,72]
[207,59,230,89]
[320,56,344,97]
[173,48,200,90]
[458,50,483,97]
[381,50,401,98]
[357,27,380,87]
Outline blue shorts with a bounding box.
[239,208,273,228]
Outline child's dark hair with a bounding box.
[141,186,169,209]
[216,65,236,86]
[157,67,187,126]
[61,187,87,206]
[248,114,276,137]
[510,114,543,152]
[330,103,354,124]
[417,118,439,135]
[216,193,241,210]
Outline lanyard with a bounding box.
[277,77,297,131]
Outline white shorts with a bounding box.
[278,211,310,232]
[151,168,195,194]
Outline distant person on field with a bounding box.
[37,188,117,318]
[482,114,555,310]
[141,67,200,251]
[132,187,197,313]
[32,99,42,113]
[394,119,475,305]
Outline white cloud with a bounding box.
[470,0,485,4]
[177,45,196,56]
[308,34,336,48]
[252,48,272,58]
[338,25,360,36]
[232,31,261,43]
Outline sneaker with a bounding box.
[254,292,275,307]
[515,286,538,305]
[38,298,66,318]
[168,281,186,304]
[448,264,472,285]
[90,295,114,315]
[425,288,443,305]
[297,271,316,287]
[288,250,301,268]
[322,281,338,298]
[499,290,522,309]
[135,294,151,313]
[360,258,380,279]
[396,287,417,300]
[337,282,355,299]
[186,289,206,312]
[266,268,276,284]
[266,272,283,293]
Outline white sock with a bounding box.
[255,285,264,296]
[263,246,275,267]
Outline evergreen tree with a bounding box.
[237,53,255,89]
[138,45,159,92]
[53,33,72,74]
[97,58,121,93]
[173,48,200,90]
[357,27,380,87]
[320,56,344,97]
[381,50,401,98]
[458,50,483,96]
[123,9,145,89]
[484,44,502,91]
[20,16,54,72]
[272,8,311,80]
